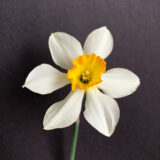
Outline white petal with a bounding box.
[43,89,84,130]
[49,32,83,70]
[98,68,140,98]
[84,87,120,137]
[23,64,69,94]
[83,26,113,59]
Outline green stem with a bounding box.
[70,120,80,160]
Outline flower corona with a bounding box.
[67,53,106,90]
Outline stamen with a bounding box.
[80,70,90,84]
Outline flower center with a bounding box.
[67,53,106,91]
[80,70,91,84]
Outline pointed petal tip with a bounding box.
[107,129,114,137]
[43,117,50,130]
[43,125,50,130]
[105,133,112,137]
[137,77,141,86]
[99,127,115,137]
[100,127,115,137]
[49,33,54,39]
[132,74,141,92]
[99,26,107,30]
[43,121,54,130]
[43,126,47,130]
[93,26,112,34]
[84,111,116,138]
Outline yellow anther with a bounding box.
[80,70,91,83]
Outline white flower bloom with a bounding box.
[23,26,140,137]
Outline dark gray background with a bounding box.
[0,0,160,160]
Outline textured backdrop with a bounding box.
[0,0,160,160]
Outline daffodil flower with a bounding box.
[23,26,140,137]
